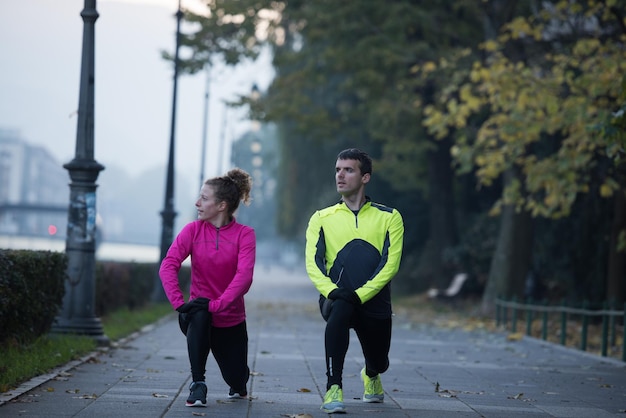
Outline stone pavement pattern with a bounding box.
[1,265,625,417]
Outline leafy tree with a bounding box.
[173,0,625,306]
[422,0,626,308]
[258,1,490,290]
[176,1,502,292]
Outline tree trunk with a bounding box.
[481,169,534,315]
[606,189,626,305]
[426,137,459,289]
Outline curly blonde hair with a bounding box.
[205,168,252,216]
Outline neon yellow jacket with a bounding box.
[305,198,404,318]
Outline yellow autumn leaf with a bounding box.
[423,61,437,72]
[599,183,614,197]
[447,99,458,114]
[545,96,559,115]
[517,90,529,110]
[482,39,499,52]
[507,332,524,341]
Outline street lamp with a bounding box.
[153,0,183,302]
[199,67,210,190]
[51,0,108,345]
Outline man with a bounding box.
[305,148,404,413]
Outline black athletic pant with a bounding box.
[180,310,249,392]
[323,298,392,389]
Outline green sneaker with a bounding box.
[321,384,346,413]
[361,367,384,403]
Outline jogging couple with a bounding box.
[159,148,404,413]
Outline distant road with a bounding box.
[0,235,159,263]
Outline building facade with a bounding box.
[0,129,68,238]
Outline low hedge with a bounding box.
[95,261,190,316]
[0,250,191,346]
[0,249,66,345]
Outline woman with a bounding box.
[159,168,256,407]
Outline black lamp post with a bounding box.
[51,0,108,345]
[153,0,182,301]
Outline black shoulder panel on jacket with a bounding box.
[370,202,393,213]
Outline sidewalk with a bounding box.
[1,265,625,417]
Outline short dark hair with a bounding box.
[337,148,372,175]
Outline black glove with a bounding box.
[176,297,210,314]
[328,288,360,305]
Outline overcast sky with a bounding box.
[0,0,274,197]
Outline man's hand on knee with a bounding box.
[329,288,360,305]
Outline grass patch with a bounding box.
[0,335,96,393]
[102,303,173,341]
[0,302,173,393]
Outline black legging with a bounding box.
[324,299,392,389]
[180,310,249,392]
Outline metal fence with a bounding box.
[495,297,625,362]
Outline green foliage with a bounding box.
[423,0,626,219]
[95,262,190,316]
[175,0,626,300]
[164,1,268,73]
[0,250,66,345]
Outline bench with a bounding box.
[427,273,469,299]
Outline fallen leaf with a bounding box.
[45,387,54,392]
[296,388,311,393]
[437,389,457,398]
[506,332,524,341]
[152,393,168,398]
[508,393,524,400]
[77,394,97,399]
[65,389,80,394]
[191,412,206,416]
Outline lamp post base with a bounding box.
[51,316,110,347]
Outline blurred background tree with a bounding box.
[172,0,626,311]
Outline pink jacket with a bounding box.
[159,219,256,327]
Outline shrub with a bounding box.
[0,250,66,345]
[95,261,191,316]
